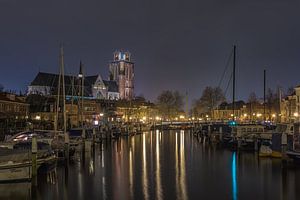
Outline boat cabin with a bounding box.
[232,125,265,138]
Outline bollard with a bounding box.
[31,135,38,187]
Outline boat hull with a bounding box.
[0,163,32,183]
[0,156,56,183]
[286,151,300,162]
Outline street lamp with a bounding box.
[179,115,185,119]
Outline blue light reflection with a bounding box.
[232,152,238,200]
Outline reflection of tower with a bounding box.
[109,51,134,100]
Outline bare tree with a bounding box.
[286,86,294,96]
[266,88,279,120]
[248,92,258,120]
[156,90,183,119]
[192,86,225,118]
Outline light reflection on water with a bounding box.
[175,130,188,200]
[142,133,149,200]
[232,152,237,200]
[0,130,300,200]
[155,130,163,200]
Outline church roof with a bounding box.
[103,80,118,93]
[29,72,100,97]
[30,72,98,87]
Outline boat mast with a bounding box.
[263,69,266,122]
[78,61,84,128]
[60,45,67,136]
[59,44,69,153]
[82,68,84,129]
[71,76,74,128]
[55,48,62,135]
[232,45,236,121]
[185,91,188,118]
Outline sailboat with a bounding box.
[51,45,75,160]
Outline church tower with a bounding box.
[109,51,134,100]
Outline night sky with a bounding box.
[1,0,300,104]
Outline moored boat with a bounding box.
[0,142,56,183]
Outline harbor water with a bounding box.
[1,130,300,200]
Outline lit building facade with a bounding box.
[0,93,29,136]
[109,51,134,100]
[280,86,300,122]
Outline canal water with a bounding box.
[1,130,300,200]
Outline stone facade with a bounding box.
[109,51,134,100]
[0,93,29,119]
[280,86,300,122]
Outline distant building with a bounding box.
[0,92,29,137]
[213,100,278,122]
[115,98,156,122]
[0,93,29,119]
[28,72,119,100]
[109,51,134,100]
[28,50,136,100]
[26,94,107,128]
[213,101,246,121]
[280,86,300,122]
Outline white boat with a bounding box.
[0,149,56,182]
[286,123,300,162]
[4,130,63,146]
[259,145,272,157]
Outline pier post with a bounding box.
[237,139,241,150]
[93,128,96,146]
[31,135,38,187]
[254,138,258,151]
[65,132,70,163]
[219,126,223,142]
[208,125,211,144]
[82,128,86,139]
